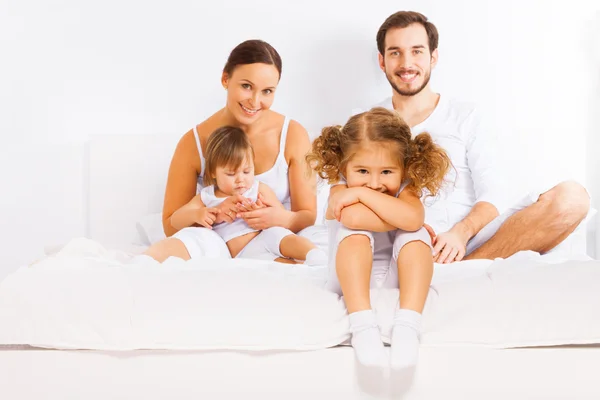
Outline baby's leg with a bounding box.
[390,227,433,370]
[141,227,231,263]
[143,238,190,262]
[332,224,386,369]
[262,227,327,266]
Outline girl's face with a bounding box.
[345,141,403,196]
[222,63,279,125]
[214,155,255,195]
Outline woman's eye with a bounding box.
[263,89,272,95]
[241,84,251,90]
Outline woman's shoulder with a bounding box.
[281,116,310,155]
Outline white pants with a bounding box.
[173,225,327,260]
[326,220,432,295]
[236,227,293,261]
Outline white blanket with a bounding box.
[0,238,599,351]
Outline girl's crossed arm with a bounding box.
[328,185,424,232]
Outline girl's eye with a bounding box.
[382,170,393,175]
[358,169,368,174]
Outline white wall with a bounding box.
[1,0,599,279]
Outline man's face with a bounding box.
[378,24,438,97]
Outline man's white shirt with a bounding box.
[370,96,509,234]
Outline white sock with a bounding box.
[304,248,328,266]
[390,309,422,369]
[349,310,387,368]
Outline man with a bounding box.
[373,11,590,263]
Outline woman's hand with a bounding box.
[329,187,362,221]
[214,194,249,224]
[237,193,289,230]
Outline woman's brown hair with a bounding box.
[223,39,282,78]
[204,126,254,187]
[306,107,451,197]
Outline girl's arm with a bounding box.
[329,186,424,232]
[327,185,397,232]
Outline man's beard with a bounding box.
[385,68,431,97]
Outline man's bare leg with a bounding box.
[465,181,590,260]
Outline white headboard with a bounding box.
[87,134,179,249]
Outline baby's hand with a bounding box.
[215,194,247,224]
[197,207,220,229]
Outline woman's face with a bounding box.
[222,63,280,125]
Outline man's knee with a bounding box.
[540,180,590,224]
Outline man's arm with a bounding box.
[434,107,506,263]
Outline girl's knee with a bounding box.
[336,228,374,249]
[393,227,432,260]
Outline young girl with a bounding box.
[193,125,327,265]
[306,107,451,370]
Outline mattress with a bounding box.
[1,345,599,399]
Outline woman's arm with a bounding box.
[284,120,317,232]
[258,182,285,209]
[162,130,202,237]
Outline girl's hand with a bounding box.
[195,207,220,229]
[329,187,362,221]
[215,194,248,224]
[237,193,288,230]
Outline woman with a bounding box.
[144,40,318,262]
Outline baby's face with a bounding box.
[345,141,403,196]
[214,156,255,195]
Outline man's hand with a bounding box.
[432,227,470,263]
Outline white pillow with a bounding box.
[1,240,600,351]
[135,212,166,245]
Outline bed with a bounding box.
[1,134,599,400]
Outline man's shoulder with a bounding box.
[442,96,479,118]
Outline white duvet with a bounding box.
[0,238,599,351]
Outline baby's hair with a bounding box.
[204,126,254,186]
[306,107,451,197]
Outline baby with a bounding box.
[199,125,327,265]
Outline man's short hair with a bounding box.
[376,11,439,55]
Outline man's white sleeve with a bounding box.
[463,109,510,215]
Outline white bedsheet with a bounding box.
[1,238,600,352]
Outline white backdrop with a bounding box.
[1,0,599,279]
